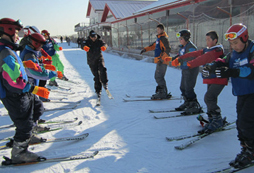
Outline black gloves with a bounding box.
[140,49,146,55]
[215,67,240,78]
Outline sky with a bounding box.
[0,0,90,36]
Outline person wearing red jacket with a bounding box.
[170,31,227,133]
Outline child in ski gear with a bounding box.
[0,18,48,164]
[41,30,68,86]
[167,29,201,114]
[171,31,227,133]
[20,33,59,102]
[205,23,254,169]
[83,30,108,97]
[140,24,171,99]
[19,25,40,53]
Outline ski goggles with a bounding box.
[41,32,49,36]
[176,32,181,38]
[224,32,238,41]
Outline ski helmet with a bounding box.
[28,33,46,49]
[41,30,50,36]
[0,18,23,39]
[224,23,248,43]
[176,29,191,41]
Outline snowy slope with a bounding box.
[0,42,253,173]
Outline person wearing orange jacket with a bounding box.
[140,24,171,99]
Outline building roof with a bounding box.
[101,1,154,22]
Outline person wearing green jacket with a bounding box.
[41,30,68,86]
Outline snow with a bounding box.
[0,41,253,173]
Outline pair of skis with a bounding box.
[165,121,236,150]
[123,94,181,102]
[44,100,81,112]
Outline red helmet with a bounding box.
[41,30,50,36]
[0,18,23,37]
[224,23,248,43]
[29,33,46,49]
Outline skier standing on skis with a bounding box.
[204,23,254,169]
[0,18,49,164]
[167,30,201,115]
[41,30,68,86]
[83,30,108,98]
[140,24,171,100]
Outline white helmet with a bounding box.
[29,26,40,34]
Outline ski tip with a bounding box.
[93,150,99,156]
[153,116,159,119]
[149,110,154,113]
[78,121,82,125]
[165,137,173,142]
[74,117,78,121]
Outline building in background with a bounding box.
[75,0,254,54]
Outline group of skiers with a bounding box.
[0,15,254,170]
[141,23,254,169]
[0,17,70,164]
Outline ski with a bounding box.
[125,94,179,99]
[38,117,78,124]
[44,103,79,112]
[47,85,71,91]
[1,150,99,167]
[166,124,236,142]
[44,100,81,104]
[174,121,236,150]
[0,121,83,142]
[50,90,75,95]
[0,133,88,150]
[105,89,113,99]
[154,112,203,119]
[150,107,207,113]
[0,118,78,130]
[210,162,254,173]
[57,79,81,85]
[123,97,180,102]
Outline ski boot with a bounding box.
[151,86,168,100]
[204,111,225,133]
[103,83,108,90]
[11,139,42,164]
[32,124,50,133]
[61,74,69,81]
[182,99,203,115]
[175,96,189,111]
[29,134,46,144]
[48,80,58,87]
[229,144,254,168]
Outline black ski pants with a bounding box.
[1,92,44,142]
[236,93,254,146]
[89,58,108,94]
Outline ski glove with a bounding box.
[140,49,146,55]
[215,67,239,78]
[32,86,50,99]
[57,71,63,79]
[44,64,56,71]
[101,46,106,51]
[83,46,90,52]
[164,57,173,62]
[23,60,38,70]
[171,58,183,67]
[59,47,63,51]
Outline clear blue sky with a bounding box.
[0,0,89,36]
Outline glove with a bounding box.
[23,60,38,70]
[202,66,211,77]
[171,58,180,67]
[164,57,173,62]
[215,67,239,78]
[59,47,63,51]
[140,49,146,54]
[83,46,90,52]
[41,55,52,61]
[32,86,50,99]
[101,46,106,51]
[44,64,56,71]
[57,71,63,79]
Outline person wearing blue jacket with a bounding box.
[205,23,254,169]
